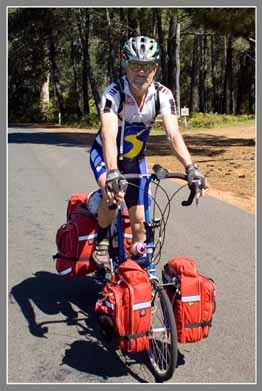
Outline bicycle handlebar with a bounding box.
[122,164,197,207]
[153,164,197,206]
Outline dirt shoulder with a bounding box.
[30,123,256,214]
[147,124,256,214]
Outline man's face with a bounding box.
[126,61,158,92]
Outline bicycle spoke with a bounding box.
[147,288,177,381]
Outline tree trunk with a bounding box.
[167,16,176,96]
[106,9,118,83]
[222,36,233,113]
[40,73,50,119]
[48,31,65,115]
[190,34,199,113]
[198,35,205,112]
[175,22,181,116]
[119,9,127,79]
[127,9,140,35]
[72,61,82,118]
[248,56,255,114]
[119,9,128,46]
[211,35,218,112]
[70,40,82,118]
[152,9,157,36]
[82,48,89,115]
[228,39,233,114]
[203,33,208,112]
[75,10,89,116]
[154,9,167,85]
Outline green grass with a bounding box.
[50,112,255,134]
[150,113,255,135]
[185,113,255,129]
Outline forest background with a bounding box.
[8,7,256,213]
[8,7,255,124]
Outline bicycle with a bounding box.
[95,164,200,382]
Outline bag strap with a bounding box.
[153,81,160,119]
[120,331,150,340]
[116,78,125,116]
[52,253,78,262]
[115,78,126,160]
[185,320,212,329]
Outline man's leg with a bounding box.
[90,145,117,268]
[128,205,146,255]
[120,157,148,255]
[97,173,118,227]
[92,173,118,268]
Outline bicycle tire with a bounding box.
[147,286,177,382]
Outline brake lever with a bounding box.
[195,180,200,206]
[181,179,201,207]
[181,188,196,206]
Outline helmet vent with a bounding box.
[141,43,146,56]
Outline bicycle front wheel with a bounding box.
[147,287,177,382]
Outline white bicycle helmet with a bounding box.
[122,36,160,67]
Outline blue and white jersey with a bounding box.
[95,76,177,159]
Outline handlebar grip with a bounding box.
[152,164,169,179]
[181,188,196,206]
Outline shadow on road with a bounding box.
[147,134,255,158]
[62,340,130,380]
[8,129,255,159]
[8,131,96,149]
[10,271,133,380]
[10,271,101,337]
[10,270,185,382]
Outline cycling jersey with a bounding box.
[89,76,177,207]
[95,75,177,159]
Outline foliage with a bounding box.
[8,7,255,124]
[150,114,255,135]
[188,113,255,128]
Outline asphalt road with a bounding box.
[8,127,256,384]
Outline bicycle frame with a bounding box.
[111,166,196,271]
[115,173,155,267]
[95,165,197,382]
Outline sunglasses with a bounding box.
[128,62,157,72]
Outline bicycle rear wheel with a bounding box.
[147,286,177,382]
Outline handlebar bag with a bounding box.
[164,257,216,343]
[95,259,152,352]
[54,209,98,278]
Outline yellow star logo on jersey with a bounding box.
[124,128,147,159]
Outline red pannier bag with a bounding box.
[66,192,88,220]
[95,259,152,353]
[53,193,98,278]
[163,257,216,343]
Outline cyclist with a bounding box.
[89,35,207,268]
